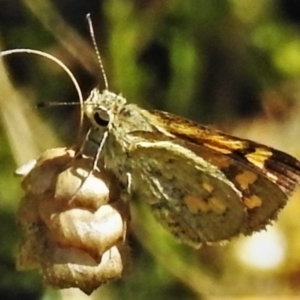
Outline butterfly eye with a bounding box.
[93,109,110,127]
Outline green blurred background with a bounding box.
[1,0,300,299]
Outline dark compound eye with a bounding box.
[93,109,110,127]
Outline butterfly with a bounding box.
[82,87,300,248]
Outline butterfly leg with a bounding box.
[73,127,93,159]
[69,131,109,201]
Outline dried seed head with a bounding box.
[16,147,130,294]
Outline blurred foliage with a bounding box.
[1,0,300,299]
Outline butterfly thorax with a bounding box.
[103,104,160,172]
[83,88,158,178]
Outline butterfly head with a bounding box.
[84,88,127,129]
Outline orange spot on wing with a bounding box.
[183,194,226,214]
[202,182,214,193]
[209,197,226,214]
[235,170,258,190]
[203,143,232,154]
[244,195,262,209]
[245,148,272,169]
[184,195,209,214]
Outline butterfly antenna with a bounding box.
[0,48,84,140]
[86,13,109,90]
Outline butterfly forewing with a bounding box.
[149,110,300,194]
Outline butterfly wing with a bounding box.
[126,132,246,247]
[124,109,300,246]
[149,110,300,195]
